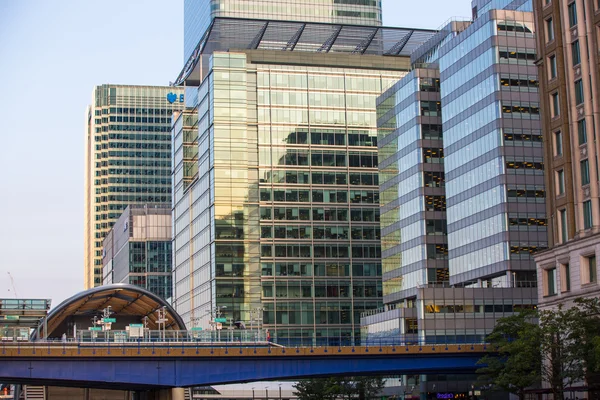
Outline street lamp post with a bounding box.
[252,387,255,400]
[265,386,269,400]
[205,306,227,342]
[279,383,282,400]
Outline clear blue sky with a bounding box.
[0,0,472,307]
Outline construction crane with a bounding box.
[7,272,18,299]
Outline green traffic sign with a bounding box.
[89,327,102,331]
[214,318,227,323]
[4,315,19,320]
[129,324,144,327]
[103,318,116,323]
[191,327,203,331]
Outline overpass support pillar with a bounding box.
[419,374,427,400]
[171,388,185,400]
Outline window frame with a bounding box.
[575,79,585,105]
[551,92,560,117]
[546,17,555,42]
[561,263,571,292]
[583,200,593,229]
[578,119,587,145]
[560,208,568,243]
[545,267,557,296]
[568,2,578,27]
[581,158,591,185]
[555,130,563,155]
[557,169,565,195]
[583,254,597,284]
[572,40,581,66]
[549,54,557,79]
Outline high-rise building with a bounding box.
[363,1,544,342]
[363,2,544,397]
[377,65,448,306]
[441,7,543,287]
[84,85,184,289]
[184,0,383,61]
[102,205,173,300]
[533,0,600,309]
[173,10,436,342]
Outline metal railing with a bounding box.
[1,332,492,349]
[74,329,267,344]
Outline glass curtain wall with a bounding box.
[173,52,406,344]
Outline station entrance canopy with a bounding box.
[34,284,185,339]
[174,17,437,86]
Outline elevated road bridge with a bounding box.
[0,342,489,390]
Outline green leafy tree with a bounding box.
[478,299,600,400]
[538,305,585,400]
[354,376,385,400]
[293,377,339,400]
[477,310,541,400]
[294,376,385,400]
[570,298,600,390]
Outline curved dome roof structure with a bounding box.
[35,284,186,339]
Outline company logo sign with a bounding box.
[437,394,455,399]
[167,92,184,103]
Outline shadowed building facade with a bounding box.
[102,205,173,300]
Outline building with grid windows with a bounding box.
[84,85,184,289]
[102,205,173,300]
[533,0,600,311]
[361,3,544,397]
[363,1,544,344]
[173,13,437,342]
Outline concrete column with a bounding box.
[419,375,427,400]
[171,388,185,400]
[84,388,90,400]
[12,385,21,400]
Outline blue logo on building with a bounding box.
[167,93,184,103]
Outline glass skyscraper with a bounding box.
[175,0,436,341]
[184,0,383,61]
[363,1,543,342]
[173,50,409,344]
[362,2,543,397]
[440,7,543,287]
[84,85,184,289]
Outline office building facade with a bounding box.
[174,11,437,341]
[363,2,543,343]
[377,66,448,307]
[440,7,544,287]
[533,0,600,310]
[84,85,184,289]
[102,205,173,300]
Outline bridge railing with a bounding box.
[74,329,267,344]
[6,333,490,349]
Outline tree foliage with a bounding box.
[293,376,384,400]
[477,310,541,400]
[478,298,600,400]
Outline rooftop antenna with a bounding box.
[7,272,18,299]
